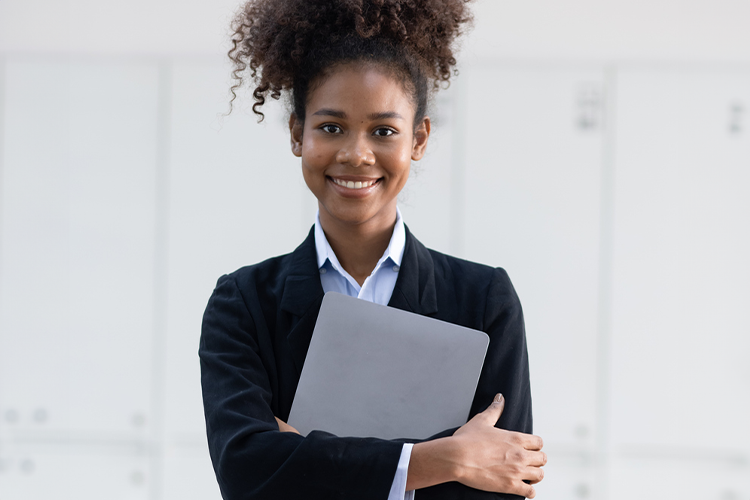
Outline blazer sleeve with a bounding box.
[199,274,403,500]
[416,267,533,500]
[475,267,532,436]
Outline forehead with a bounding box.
[306,64,415,116]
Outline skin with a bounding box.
[289,64,429,285]
[280,63,547,497]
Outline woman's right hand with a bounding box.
[407,394,546,498]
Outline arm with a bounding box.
[407,268,545,498]
[200,274,403,500]
[275,417,415,500]
[272,401,544,499]
[406,394,546,498]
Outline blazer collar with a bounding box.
[280,226,324,318]
[279,224,439,317]
[281,224,439,373]
[388,225,438,316]
[280,227,325,374]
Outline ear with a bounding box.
[289,113,304,157]
[411,116,431,161]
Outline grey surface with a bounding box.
[288,292,490,440]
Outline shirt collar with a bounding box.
[314,208,406,270]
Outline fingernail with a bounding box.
[494,393,504,403]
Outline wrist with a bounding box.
[440,435,467,483]
[439,436,464,483]
[407,437,463,490]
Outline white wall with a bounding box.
[1,1,749,499]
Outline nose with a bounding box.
[336,135,375,167]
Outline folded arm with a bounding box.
[200,274,403,500]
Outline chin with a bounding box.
[323,205,380,225]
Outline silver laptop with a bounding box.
[287,292,490,440]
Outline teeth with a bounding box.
[333,178,376,189]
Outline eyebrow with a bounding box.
[312,108,347,118]
[310,109,405,121]
[368,111,404,121]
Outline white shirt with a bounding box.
[314,208,415,500]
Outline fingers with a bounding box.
[479,393,542,451]
[526,450,548,467]
[521,433,544,451]
[274,416,301,434]
[480,393,505,424]
[274,416,287,431]
[453,397,547,496]
[504,430,543,452]
[523,464,545,485]
[508,480,536,499]
[521,483,536,499]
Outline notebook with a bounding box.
[287,292,490,440]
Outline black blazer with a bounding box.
[200,226,532,500]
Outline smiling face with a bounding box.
[290,63,430,231]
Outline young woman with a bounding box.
[199,1,547,499]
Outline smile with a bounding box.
[331,178,379,190]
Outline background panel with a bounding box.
[162,60,315,441]
[66,61,160,437]
[0,58,160,440]
[160,443,221,500]
[609,68,750,453]
[399,88,459,253]
[462,65,605,450]
[609,456,750,500]
[532,455,596,500]
[0,442,152,500]
[0,58,73,437]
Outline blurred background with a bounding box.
[1,0,749,498]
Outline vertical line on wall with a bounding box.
[594,65,618,500]
[449,66,469,257]
[149,60,172,500]
[0,57,6,444]
[0,57,5,290]
[300,184,317,241]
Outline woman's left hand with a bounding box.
[275,416,300,434]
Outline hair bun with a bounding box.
[228,0,474,118]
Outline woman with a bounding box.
[200,1,547,498]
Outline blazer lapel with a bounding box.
[388,226,438,316]
[280,227,325,374]
[280,225,439,374]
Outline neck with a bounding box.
[319,204,397,286]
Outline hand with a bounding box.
[451,394,546,498]
[274,416,300,434]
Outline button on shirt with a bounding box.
[314,208,415,500]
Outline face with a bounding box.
[290,64,430,229]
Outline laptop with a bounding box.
[287,292,490,440]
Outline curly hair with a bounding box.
[227,0,473,123]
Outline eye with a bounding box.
[321,124,342,134]
[373,127,396,137]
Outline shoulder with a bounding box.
[408,231,517,300]
[212,228,318,305]
[407,231,522,328]
[427,246,507,287]
[431,247,519,303]
[219,252,296,293]
[210,251,311,326]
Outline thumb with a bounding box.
[482,393,505,424]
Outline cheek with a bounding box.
[302,137,333,166]
[385,146,413,177]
